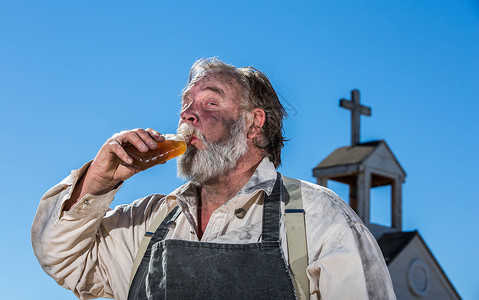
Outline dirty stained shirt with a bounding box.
[32,157,396,300]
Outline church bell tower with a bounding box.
[313,90,406,236]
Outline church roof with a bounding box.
[315,140,383,169]
[377,230,417,265]
[313,139,406,179]
[377,230,462,299]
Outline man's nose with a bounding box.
[180,102,198,124]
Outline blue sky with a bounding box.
[1,1,478,299]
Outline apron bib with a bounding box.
[128,174,296,299]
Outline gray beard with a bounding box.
[177,115,248,184]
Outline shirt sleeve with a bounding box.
[31,163,166,300]
[302,183,396,300]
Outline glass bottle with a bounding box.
[121,124,193,171]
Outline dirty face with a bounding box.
[177,73,250,183]
[179,73,245,148]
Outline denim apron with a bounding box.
[128,174,296,299]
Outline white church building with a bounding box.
[312,90,461,299]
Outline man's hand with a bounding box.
[63,128,164,211]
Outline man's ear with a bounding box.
[247,108,266,139]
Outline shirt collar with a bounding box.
[167,157,278,206]
[236,157,277,197]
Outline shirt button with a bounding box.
[235,208,247,219]
[84,200,89,204]
[166,221,176,230]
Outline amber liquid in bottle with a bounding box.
[121,134,187,171]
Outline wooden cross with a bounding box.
[340,89,372,146]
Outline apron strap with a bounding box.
[283,175,310,300]
[261,173,282,242]
[129,202,179,286]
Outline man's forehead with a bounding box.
[183,73,241,100]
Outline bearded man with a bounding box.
[32,58,396,300]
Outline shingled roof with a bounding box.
[377,230,462,299]
[315,140,383,169]
[377,230,417,264]
[313,139,406,182]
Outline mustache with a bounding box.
[182,125,212,149]
[178,123,208,145]
[193,130,207,145]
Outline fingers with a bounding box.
[145,128,165,142]
[107,139,133,165]
[114,129,163,150]
[136,128,164,149]
[107,128,165,164]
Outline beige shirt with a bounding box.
[32,158,396,300]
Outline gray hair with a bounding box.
[183,57,287,167]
